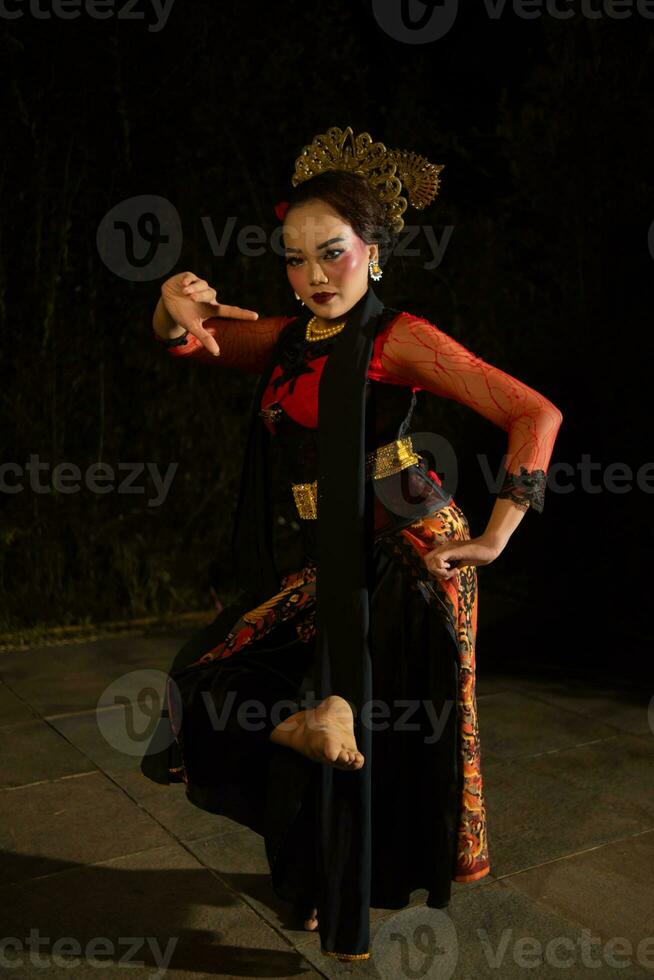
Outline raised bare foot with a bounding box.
[269,694,364,771]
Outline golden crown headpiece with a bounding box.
[288,125,444,234]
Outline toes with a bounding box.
[335,747,365,770]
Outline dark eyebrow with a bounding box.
[284,237,346,254]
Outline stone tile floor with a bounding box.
[1,627,653,978]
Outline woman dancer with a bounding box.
[140,126,563,962]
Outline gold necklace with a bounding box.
[305,315,347,342]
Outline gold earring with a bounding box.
[368,258,383,281]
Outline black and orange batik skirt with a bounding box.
[140,498,490,913]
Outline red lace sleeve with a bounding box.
[153,315,296,373]
[378,313,564,513]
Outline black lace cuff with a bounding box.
[496,465,546,514]
[156,330,189,348]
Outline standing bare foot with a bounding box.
[303,907,319,931]
[269,694,364,771]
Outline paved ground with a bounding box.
[1,622,653,978]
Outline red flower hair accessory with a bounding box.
[274,200,289,221]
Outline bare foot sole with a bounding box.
[271,694,364,771]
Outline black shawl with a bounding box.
[231,284,386,959]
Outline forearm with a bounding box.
[153,295,187,341]
[482,495,529,551]
[152,310,296,370]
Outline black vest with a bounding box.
[231,299,451,599]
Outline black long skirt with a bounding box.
[140,501,490,913]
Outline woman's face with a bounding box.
[282,200,379,322]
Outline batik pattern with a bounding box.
[169,502,489,883]
[378,501,490,882]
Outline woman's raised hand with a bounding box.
[160,271,259,356]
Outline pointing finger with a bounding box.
[213,303,259,320]
[188,320,221,356]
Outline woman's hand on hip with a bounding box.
[424,534,504,581]
[160,271,259,356]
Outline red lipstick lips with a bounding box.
[312,292,336,303]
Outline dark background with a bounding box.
[1,1,652,676]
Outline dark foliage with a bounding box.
[1,5,652,663]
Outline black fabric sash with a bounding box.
[231,285,387,959]
[312,285,383,958]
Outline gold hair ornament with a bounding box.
[290,125,444,234]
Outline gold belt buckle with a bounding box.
[291,482,318,520]
[365,435,420,480]
[291,436,420,520]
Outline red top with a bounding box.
[154,311,563,480]
[258,311,418,431]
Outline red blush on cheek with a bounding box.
[335,249,362,283]
[287,268,303,290]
